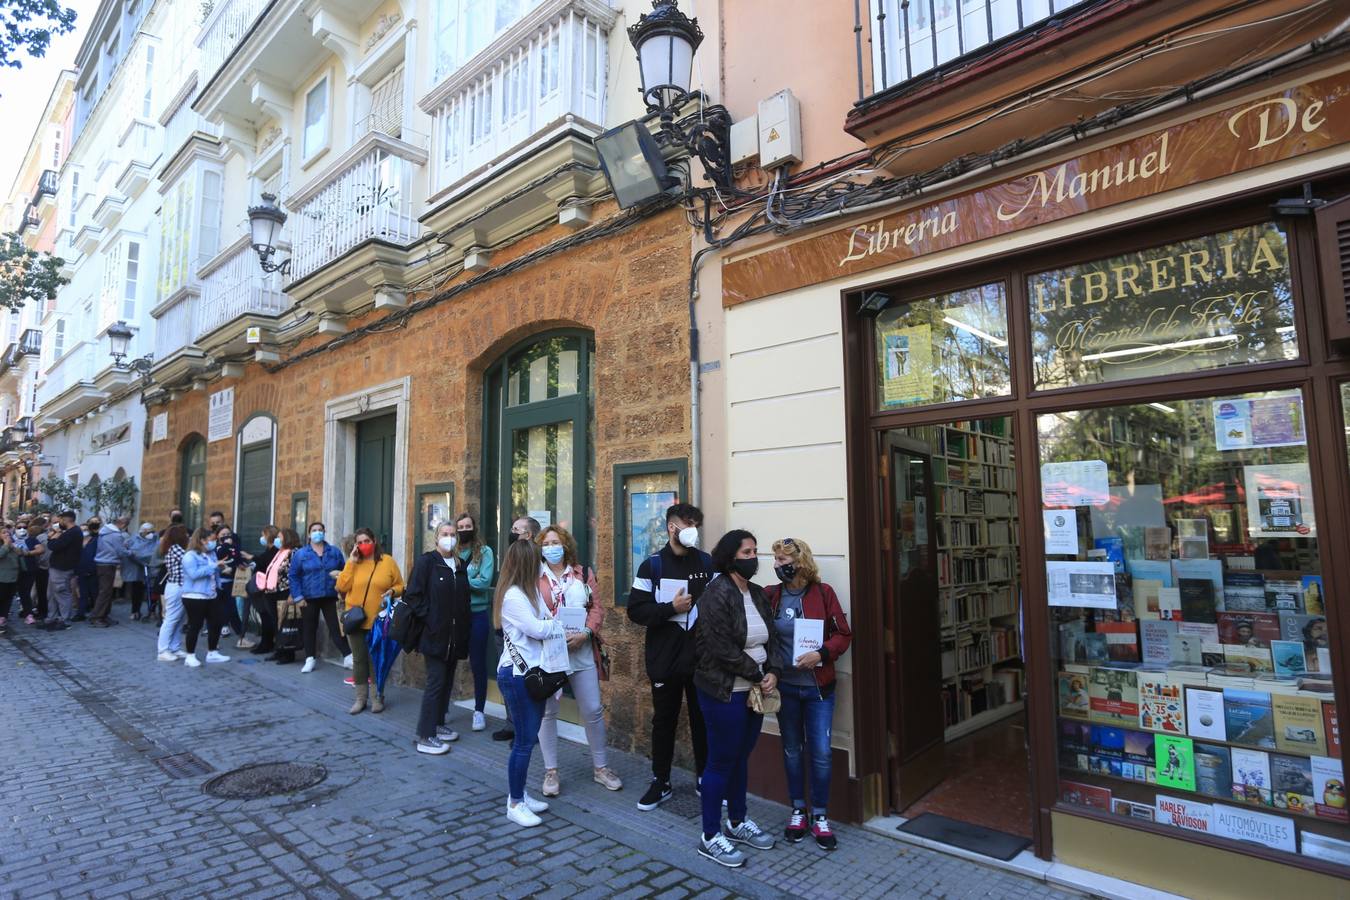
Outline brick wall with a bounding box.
[141,206,699,765]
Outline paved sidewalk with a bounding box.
[0,619,1081,899]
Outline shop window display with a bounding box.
[1039,391,1347,863]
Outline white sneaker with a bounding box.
[300,656,316,673]
[342,654,353,669]
[522,791,549,814]
[184,654,202,668]
[472,711,486,732]
[221,627,231,637]
[156,651,177,662]
[206,651,231,663]
[173,650,188,659]
[506,800,542,828]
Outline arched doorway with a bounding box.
[235,415,276,545]
[482,331,595,562]
[179,435,206,531]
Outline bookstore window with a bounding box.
[1040,389,1346,863]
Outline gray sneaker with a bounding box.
[723,817,775,850]
[698,832,746,868]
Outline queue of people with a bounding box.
[7,498,851,862]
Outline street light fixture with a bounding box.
[247,192,291,275]
[106,320,154,376]
[630,0,703,114]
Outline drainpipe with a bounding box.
[688,243,720,508]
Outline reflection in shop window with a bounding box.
[506,334,583,407]
[1030,224,1297,389]
[874,282,1011,409]
[1038,391,1346,861]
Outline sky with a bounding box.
[0,0,102,202]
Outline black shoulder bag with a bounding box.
[504,631,568,701]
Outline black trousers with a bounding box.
[126,580,146,616]
[33,569,47,620]
[301,597,350,659]
[650,674,708,782]
[16,571,34,617]
[417,654,456,739]
[183,596,224,654]
[250,590,277,648]
[0,581,14,620]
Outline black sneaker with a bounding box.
[785,807,808,842]
[637,779,672,811]
[811,815,838,851]
[492,728,514,742]
[71,614,87,622]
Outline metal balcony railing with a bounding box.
[153,293,201,362]
[196,237,288,338]
[867,0,1091,95]
[37,170,58,198]
[21,203,40,232]
[197,0,271,91]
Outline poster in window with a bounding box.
[1212,393,1305,452]
[1041,460,1109,507]
[419,489,453,557]
[630,489,676,590]
[879,324,933,407]
[1243,463,1315,538]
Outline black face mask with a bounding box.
[458,529,476,544]
[774,563,797,583]
[508,532,520,544]
[731,558,759,581]
[89,524,101,532]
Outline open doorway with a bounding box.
[879,415,1033,847]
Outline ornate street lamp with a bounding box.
[629,0,703,114]
[106,320,154,376]
[247,192,291,275]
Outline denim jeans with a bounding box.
[696,687,763,840]
[157,582,184,653]
[497,666,545,802]
[776,682,835,815]
[469,610,491,712]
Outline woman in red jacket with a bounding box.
[764,537,853,851]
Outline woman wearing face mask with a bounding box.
[74,518,101,622]
[214,526,245,639]
[124,523,158,622]
[764,537,852,850]
[406,522,471,747]
[336,528,404,713]
[691,529,781,868]
[155,525,190,661]
[263,528,301,661]
[0,528,20,632]
[247,526,281,653]
[288,522,351,674]
[180,528,232,667]
[14,523,36,624]
[453,513,496,733]
[534,524,622,796]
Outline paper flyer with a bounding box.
[1212,394,1306,452]
[1243,463,1315,538]
[880,324,934,406]
[1046,561,1118,609]
[1042,510,1078,554]
[1041,460,1109,507]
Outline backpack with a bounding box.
[647,550,713,600]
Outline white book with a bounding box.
[558,606,587,635]
[792,619,824,667]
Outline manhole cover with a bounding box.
[203,762,327,799]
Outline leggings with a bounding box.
[183,595,224,654]
[33,569,48,620]
[126,581,146,616]
[539,665,607,769]
[469,610,490,712]
[301,597,350,659]
[0,581,15,620]
[251,591,278,648]
[17,571,35,617]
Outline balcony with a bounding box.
[195,235,289,352]
[37,343,107,424]
[20,203,40,233]
[423,0,613,193]
[285,133,424,284]
[197,0,273,92]
[1,329,43,369]
[161,99,222,168]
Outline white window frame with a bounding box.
[301,74,331,165]
[433,0,543,84]
[52,318,66,361]
[141,44,156,119]
[123,240,140,320]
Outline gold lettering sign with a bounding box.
[1029,223,1295,389]
[722,71,1350,307]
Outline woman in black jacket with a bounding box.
[406,522,472,756]
[692,529,781,869]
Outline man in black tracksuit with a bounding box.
[628,502,712,810]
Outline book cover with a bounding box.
[1186,688,1227,741]
[1223,645,1274,674]
[1224,689,1276,748]
[1201,642,1226,666]
[1278,612,1321,643]
[1222,571,1267,612]
[1057,671,1090,719]
[1194,743,1232,799]
[1270,639,1308,677]
[1270,753,1314,814]
[1139,620,1176,665]
[1134,578,1163,621]
[1127,558,1172,587]
[1178,578,1218,624]
[1272,694,1327,756]
[1311,756,1347,822]
[1138,676,1185,734]
[1092,724,1126,758]
[1059,719,1092,754]
[1169,633,1204,665]
[1261,571,1303,611]
[1176,518,1209,559]
[1217,611,1281,647]
[1144,527,1171,561]
[1326,701,1341,759]
[1060,781,1111,811]
[1113,573,1135,620]
[1155,734,1196,791]
[1111,798,1156,821]
[1211,804,1296,852]
[1094,537,1125,573]
[1301,575,1324,614]
[1095,621,1139,663]
[1172,559,1223,598]
[1231,747,1273,806]
[1157,587,1182,621]
[1089,667,1140,726]
[1302,830,1350,865]
[1155,795,1213,834]
[1123,729,1154,765]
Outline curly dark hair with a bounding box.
[710,529,756,574]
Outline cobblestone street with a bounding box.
[0,620,1082,899]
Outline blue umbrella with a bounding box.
[368,597,401,695]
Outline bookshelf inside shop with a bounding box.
[930,419,1024,740]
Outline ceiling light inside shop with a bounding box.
[941,315,1008,347]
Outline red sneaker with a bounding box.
[811,815,837,851]
[785,808,808,843]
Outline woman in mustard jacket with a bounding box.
[336,527,404,714]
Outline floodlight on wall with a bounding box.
[595,121,675,210]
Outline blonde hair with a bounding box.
[771,537,821,585]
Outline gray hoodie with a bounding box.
[93,523,129,566]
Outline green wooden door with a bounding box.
[236,443,273,544]
[355,414,396,549]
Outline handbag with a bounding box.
[388,596,423,650]
[341,603,366,633]
[748,683,781,714]
[505,632,568,702]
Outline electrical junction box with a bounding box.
[757,89,802,169]
[729,114,759,166]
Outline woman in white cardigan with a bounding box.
[495,537,564,827]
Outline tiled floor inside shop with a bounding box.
[902,714,1034,839]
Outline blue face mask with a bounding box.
[542,545,565,565]
[274,537,284,549]
[310,531,325,543]
[206,540,218,551]
[259,535,268,547]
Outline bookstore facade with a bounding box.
[721,67,1350,894]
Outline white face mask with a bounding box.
[437,535,458,553]
[677,526,699,549]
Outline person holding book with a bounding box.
[763,537,853,851]
[533,524,622,797]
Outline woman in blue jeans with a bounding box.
[494,536,561,828]
[764,537,853,850]
[691,529,782,868]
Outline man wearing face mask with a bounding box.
[90,515,130,627]
[628,502,713,811]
